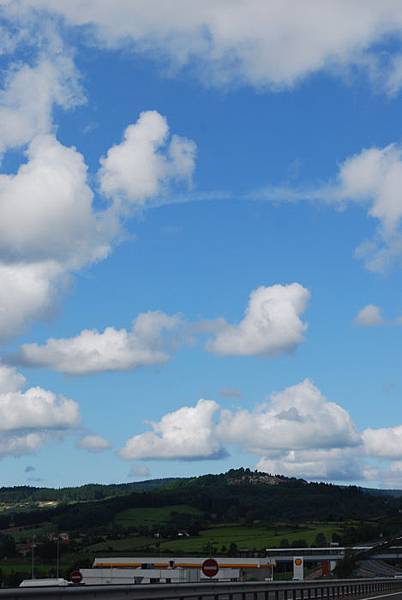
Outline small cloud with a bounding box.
[27,477,44,483]
[207,283,310,357]
[24,465,35,473]
[77,435,111,453]
[128,464,150,479]
[354,304,384,327]
[219,387,242,399]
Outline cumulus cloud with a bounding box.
[0,111,192,339]
[0,262,63,341]
[99,111,196,209]
[257,448,367,482]
[363,425,402,459]
[118,379,402,484]
[0,133,115,340]
[0,135,111,267]
[120,399,226,461]
[0,386,79,432]
[218,379,360,453]
[207,284,310,356]
[0,364,80,458]
[0,432,46,459]
[120,380,361,465]
[77,435,111,452]
[15,311,183,375]
[14,1,402,91]
[354,304,384,326]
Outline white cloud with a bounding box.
[0,432,46,458]
[0,133,115,340]
[120,399,226,461]
[0,364,80,458]
[0,261,63,342]
[120,380,360,463]
[0,108,194,340]
[99,111,196,208]
[14,1,402,91]
[336,144,402,271]
[257,447,367,482]
[363,425,402,459]
[218,379,360,453]
[15,311,183,375]
[207,283,310,356]
[0,54,83,155]
[0,134,110,267]
[0,385,79,432]
[354,304,384,326]
[77,435,111,452]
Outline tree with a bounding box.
[314,532,327,547]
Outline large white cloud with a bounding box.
[0,364,80,458]
[207,283,310,356]
[0,107,192,341]
[120,380,360,463]
[118,380,402,484]
[120,399,226,460]
[0,133,114,340]
[14,1,402,91]
[218,379,360,453]
[99,111,196,208]
[15,311,183,375]
[0,134,110,267]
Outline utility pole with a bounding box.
[56,535,60,579]
[31,536,36,579]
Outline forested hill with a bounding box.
[0,478,182,503]
[1,469,402,530]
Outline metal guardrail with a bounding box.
[0,578,401,600]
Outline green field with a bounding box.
[85,535,157,552]
[82,521,341,555]
[158,523,340,553]
[115,505,202,528]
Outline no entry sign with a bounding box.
[70,570,82,584]
[201,558,219,578]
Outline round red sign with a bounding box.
[202,558,219,578]
[70,570,83,584]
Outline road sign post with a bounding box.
[70,570,83,585]
[202,558,219,578]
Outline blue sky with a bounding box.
[1,1,402,487]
